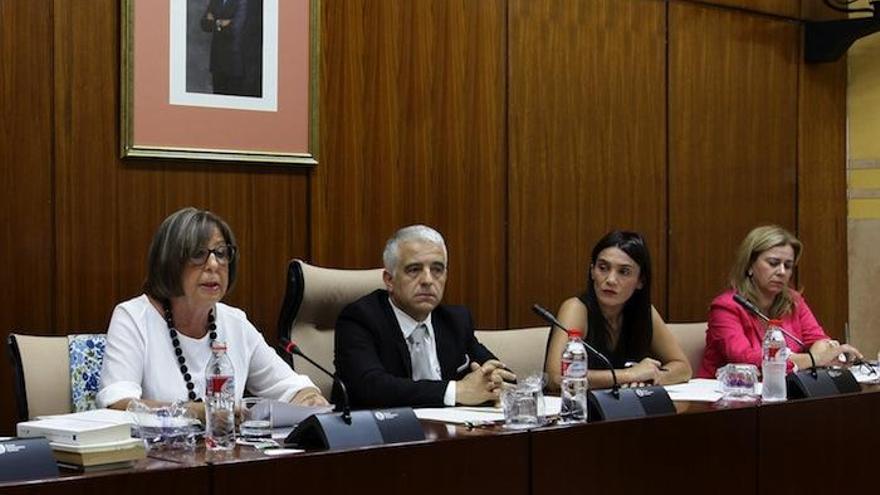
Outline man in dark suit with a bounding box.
[334,225,515,408]
[201,0,254,96]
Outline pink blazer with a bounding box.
[697,289,829,378]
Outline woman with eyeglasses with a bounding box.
[545,231,692,391]
[97,207,328,418]
[697,225,862,378]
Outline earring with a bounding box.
[747,270,753,277]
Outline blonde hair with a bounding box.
[729,225,802,318]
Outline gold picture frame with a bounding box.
[121,0,319,166]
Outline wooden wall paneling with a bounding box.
[314,0,508,327]
[53,0,120,332]
[0,0,55,434]
[797,57,847,340]
[116,163,165,306]
[246,170,311,336]
[684,0,800,18]
[507,0,668,327]
[668,4,800,321]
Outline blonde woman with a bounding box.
[697,225,862,378]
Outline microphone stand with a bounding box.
[531,303,677,421]
[532,304,622,399]
[277,340,425,450]
[732,294,818,377]
[280,339,352,424]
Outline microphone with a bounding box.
[279,338,352,423]
[531,303,676,421]
[731,293,860,399]
[278,339,425,450]
[532,304,621,397]
[731,294,816,371]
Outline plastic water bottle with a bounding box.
[761,319,788,403]
[560,328,588,423]
[204,341,235,450]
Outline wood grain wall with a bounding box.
[0,0,847,433]
[508,0,668,324]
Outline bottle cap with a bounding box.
[211,341,228,352]
[768,319,783,327]
[566,328,584,338]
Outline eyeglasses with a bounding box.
[189,245,236,266]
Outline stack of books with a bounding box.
[16,409,145,471]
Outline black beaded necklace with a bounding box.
[162,301,217,402]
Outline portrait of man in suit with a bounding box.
[189,0,263,97]
[334,225,515,409]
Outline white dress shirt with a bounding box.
[389,298,457,406]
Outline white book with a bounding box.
[37,408,136,426]
[17,417,132,446]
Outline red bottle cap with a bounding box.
[567,328,584,338]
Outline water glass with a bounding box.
[716,363,759,401]
[501,375,545,430]
[126,399,200,452]
[239,398,273,441]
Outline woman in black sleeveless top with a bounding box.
[545,231,692,391]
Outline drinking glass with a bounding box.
[239,398,273,441]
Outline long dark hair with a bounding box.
[580,230,653,365]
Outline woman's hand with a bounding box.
[622,357,664,385]
[810,340,863,367]
[185,401,207,423]
[291,387,329,407]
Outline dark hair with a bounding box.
[580,230,653,365]
[143,207,239,301]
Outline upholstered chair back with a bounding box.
[8,333,106,420]
[277,260,385,396]
[666,322,708,374]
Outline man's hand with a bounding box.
[455,360,514,405]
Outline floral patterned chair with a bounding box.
[7,333,106,420]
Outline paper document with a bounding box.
[414,408,505,425]
[455,396,562,416]
[269,401,333,427]
[663,379,725,402]
[415,396,563,425]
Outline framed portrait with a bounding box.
[121,0,318,166]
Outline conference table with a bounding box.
[2,386,878,495]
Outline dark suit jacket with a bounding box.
[203,0,247,76]
[334,289,496,408]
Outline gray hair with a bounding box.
[143,207,239,301]
[382,225,448,273]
